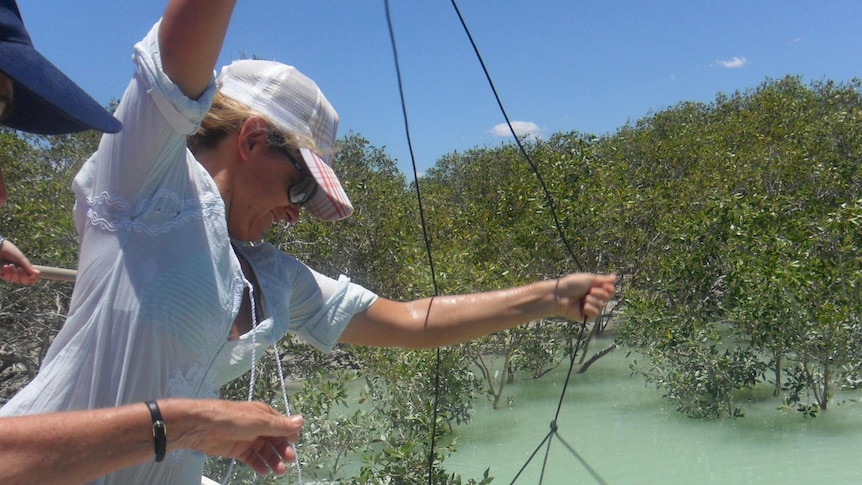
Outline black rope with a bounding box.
[445,2,605,483]
[506,331,606,485]
[383,1,606,483]
[382,3,443,484]
[447,0,583,274]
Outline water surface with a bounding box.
[444,344,862,484]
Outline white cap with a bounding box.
[217,60,353,221]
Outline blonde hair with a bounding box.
[187,91,318,155]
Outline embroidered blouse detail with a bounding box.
[84,189,225,235]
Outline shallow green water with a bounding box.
[444,344,862,485]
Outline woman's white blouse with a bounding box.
[0,20,377,485]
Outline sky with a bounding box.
[17,0,862,175]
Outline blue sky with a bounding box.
[18,1,862,175]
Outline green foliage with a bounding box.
[5,74,862,485]
[0,129,86,269]
[0,129,93,391]
[350,347,483,483]
[617,76,862,417]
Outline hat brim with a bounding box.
[299,148,353,221]
[0,42,121,134]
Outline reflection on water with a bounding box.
[444,341,862,484]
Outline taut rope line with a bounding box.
[383,1,607,483]
[382,3,444,484]
[448,3,605,480]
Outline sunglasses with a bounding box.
[267,131,319,206]
[283,149,318,206]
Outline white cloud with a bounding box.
[489,121,541,139]
[712,56,749,69]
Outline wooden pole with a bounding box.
[31,264,77,282]
[0,261,77,282]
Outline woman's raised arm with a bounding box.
[159,0,237,99]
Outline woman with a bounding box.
[0,0,301,481]
[0,1,616,483]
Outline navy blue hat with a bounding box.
[0,0,121,134]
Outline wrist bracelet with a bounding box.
[145,400,167,462]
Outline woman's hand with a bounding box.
[0,239,40,285]
[553,273,617,322]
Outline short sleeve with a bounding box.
[239,243,378,353]
[289,269,379,352]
